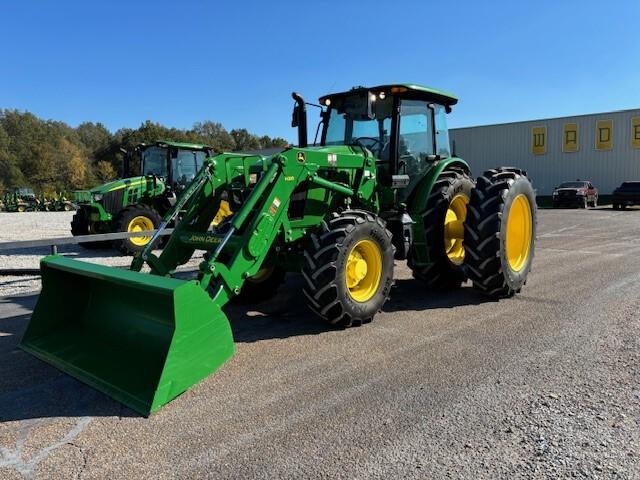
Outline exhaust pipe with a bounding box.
[291,92,308,148]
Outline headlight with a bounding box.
[552,192,558,197]
[92,193,103,202]
[575,190,586,196]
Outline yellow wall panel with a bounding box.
[532,126,546,155]
[596,119,613,150]
[632,117,640,149]
[563,123,579,152]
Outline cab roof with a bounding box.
[319,83,458,106]
[142,140,213,151]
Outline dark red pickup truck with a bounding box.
[612,181,640,210]
[552,181,598,208]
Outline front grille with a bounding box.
[100,189,125,215]
[73,191,92,203]
[558,190,576,199]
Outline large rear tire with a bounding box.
[302,210,394,328]
[465,168,536,297]
[114,205,161,255]
[409,167,474,289]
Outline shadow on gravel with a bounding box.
[383,278,497,312]
[0,294,137,421]
[0,243,121,257]
[0,271,500,422]
[0,276,40,287]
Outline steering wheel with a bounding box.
[353,136,383,151]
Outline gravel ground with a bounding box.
[0,207,639,479]
[0,212,204,296]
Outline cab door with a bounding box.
[396,99,435,201]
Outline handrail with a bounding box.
[0,229,175,252]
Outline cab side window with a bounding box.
[398,100,434,163]
[434,104,451,156]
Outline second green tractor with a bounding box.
[71,141,229,253]
[21,84,536,415]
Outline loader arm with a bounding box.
[132,148,366,310]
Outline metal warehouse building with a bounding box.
[449,108,640,195]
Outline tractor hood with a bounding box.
[73,176,156,203]
[91,176,149,194]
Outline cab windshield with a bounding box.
[142,146,206,187]
[324,94,393,161]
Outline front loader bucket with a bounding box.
[20,256,235,416]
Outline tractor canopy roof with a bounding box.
[319,84,458,107]
[140,140,213,151]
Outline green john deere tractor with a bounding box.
[21,84,536,415]
[4,188,39,212]
[71,141,221,253]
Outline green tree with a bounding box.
[95,160,117,183]
[59,138,91,190]
[76,122,112,158]
[0,109,293,192]
[191,121,235,151]
[230,128,260,151]
[258,135,289,149]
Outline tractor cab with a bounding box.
[317,84,458,199]
[138,141,212,193]
[15,187,37,200]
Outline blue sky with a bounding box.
[1,0,639,142]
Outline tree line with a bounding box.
[0,110,289,195]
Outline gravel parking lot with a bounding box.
[1,207,639,479]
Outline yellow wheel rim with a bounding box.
[248,265,274,283]
[345,239,383,303]
[127,215,155,246]
[444,194,468,265]
[506,194,533,272]
[211,200,233,227]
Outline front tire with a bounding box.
[71,209,105,249]
[114,205,161,255]
[233,265,286,304]
[409,167,474,289]
[302,210,394,328]
[465,168,536,297]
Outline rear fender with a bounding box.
[406,157,470,216]
[406,157,470,265]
